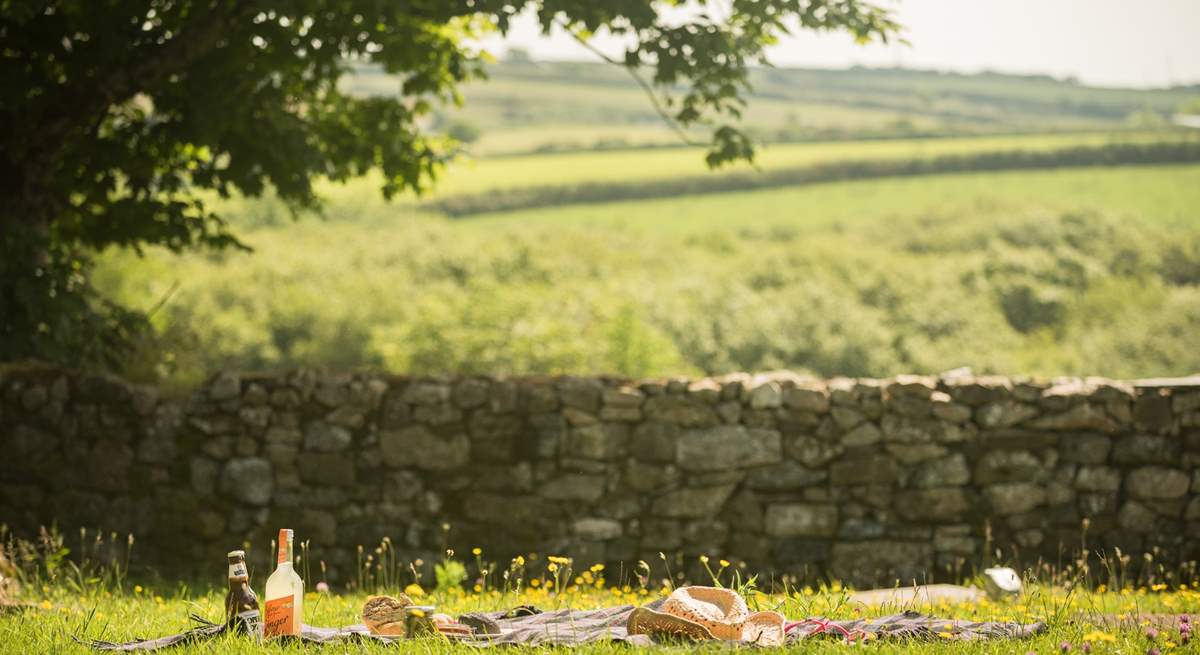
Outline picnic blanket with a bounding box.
[85,603,1045,650]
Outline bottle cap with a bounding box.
[227,549,246,558]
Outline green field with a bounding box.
[96,163,1200,386]
[347,61,1200,155]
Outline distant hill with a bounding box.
[346,60,1200,155]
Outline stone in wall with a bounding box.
[0,366,1196,587]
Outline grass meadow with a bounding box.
[95,162,1200,387]
[7,584,1198,654]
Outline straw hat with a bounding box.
[627,586,786,646]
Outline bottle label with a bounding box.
[277,534,289,565]
[228,562,247,579]
[234,608,262,636]
[263,596,295,637]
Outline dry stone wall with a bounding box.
[2,366,1198,586]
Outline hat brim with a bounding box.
[627,606,716,642]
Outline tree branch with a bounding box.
[554,18,701,148]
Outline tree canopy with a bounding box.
[0,0,897,367]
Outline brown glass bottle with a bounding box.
[225,550,262,634]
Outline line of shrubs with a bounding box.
[429,141,1200,217]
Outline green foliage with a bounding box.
[444,120,483,146]
[434,559,468,592]
[95,165,1200,384]
[0,1,899,366]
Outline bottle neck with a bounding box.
[228,559,249,584]
[276,538,293,569]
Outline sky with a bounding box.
[479,0,1200,89]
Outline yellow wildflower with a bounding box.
[937,631,953,639]
[404,583,425,597]
[472,547,482,556]
[39,600,53,610]
[134,585,144,594]
[1082,631,1116,642]
[699,555,710,564]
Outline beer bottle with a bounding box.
[263,528,305,638]
[225,550,262,634]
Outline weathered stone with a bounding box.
[931,392,973,423]
[651,484,737,519]
[559,378,603,412]
[573,518,622,540]
[933,525,976,554]
[716,401,742,424]
[304,420,352,452]
[745,461,827,491]
[895,488,971,521]
[297,453,355,486]
[722,490,764,532]
[1112,434,1181,465]
[1173,391,1200,414]
[764,503,837,537]
[831,406,864,430]
[783,385,830,413]
[453,378,491,408]
[541,474,606,502]
[403,381,451,405]
[979,429,1058,450]
[1026,403,1117,433]
[325,405,366,429]
[218,458,273,505]
[910,454,970,488]
[562,407,599,426]
[1126,467,1190,499]
[831,541,933,586]
[887,394,932,418]
[379,426,469,470]
[943,376,1012,406]
[518,383,558,414]
[1074,466,1121,492]
[975,401,1039,429]
[190,457,219,495]
[210,371,241,401]
[566,423,628,460]
[686,379,722,404]
[888,375,936,398]
[489,380,519,413]
[1134,392,1174,432]
[412,403,462,426]
[1185,497,1200,521]
[984,482,1045,515]
[1117,500,1157,531]
[469,412,523,440]
[880,414,963,444]
[643,395,719,428]
[887,443,948,464]
[840,422,882,447]
[974,450,1044,484]
[627,422,678,463]
[830,454,896,485]
[640,519,682,549]
[1059,433,1111,464]
[623,461,682,493]
[676,426,781,472]
[746,380,782,409]
[265,426,302,446]
[1078,492,1118,516]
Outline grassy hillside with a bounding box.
[96,165,1200,386]
[346,60,1200,155]
[218,131,1197,227]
